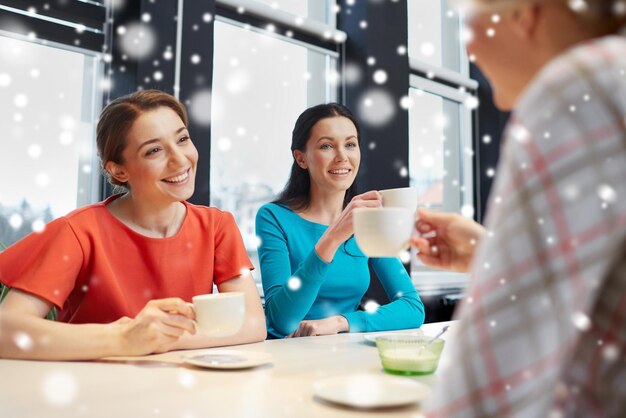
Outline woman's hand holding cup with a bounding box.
[115,297,196,356]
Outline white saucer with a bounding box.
[363,330,424,345]
[183,350,273,370]
[313,373,430,409]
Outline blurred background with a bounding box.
[0,0,509,322]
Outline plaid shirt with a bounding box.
[425,34,626,417]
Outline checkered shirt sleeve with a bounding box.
[424,35,626,417]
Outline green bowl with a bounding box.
[375,335,445,376]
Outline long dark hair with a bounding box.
[274,103,361,211]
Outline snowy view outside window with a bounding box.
[211,20,338,279]
[0,35,102,247]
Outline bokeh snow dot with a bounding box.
[464,96,479,110]
[373,69,387,84]
[399,95,413,110]
[597,184,616,203]
[36,173,50,187]
[14,332,34,351]
[344,62,362,85]
[27,144,42,158]
[461,204,475,219]
[572,312,591,331]
[42,371,78,406]
[118,22,157,60]
[363,300,380,313]
[188,89,213,126]
[59,131,74,146]
[420,42,435,57]
[357,89,395,127]
[32,219,46,232]
[217,137,232,152]
[226,70,250,94]
[178,370,196,388]
[0,73,11,87]
[14,93,28,108]
[9,213,23,229]
[287,277,302,291]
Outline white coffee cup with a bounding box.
[353,208,413,257]
[380,187,418,212]
[191,292,245,337]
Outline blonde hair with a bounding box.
[96,90,188,188]
[461,0,626,34]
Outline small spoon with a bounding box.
[417,325,449,355]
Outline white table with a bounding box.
[0,321,454,418]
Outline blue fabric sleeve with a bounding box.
[255,205,331,336]
[341,258,425,332]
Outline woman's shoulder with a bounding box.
[183,201,237,225]
[256,202,296,222]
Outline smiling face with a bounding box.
[294,116,360,196]
[105,106,198,205]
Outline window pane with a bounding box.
[211,21,338,282]
[408,0,461,72]
[0,36,101,247]
[408,88,463,212]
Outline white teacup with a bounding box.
[191,292,245,337]
[380,187,418,212]
[353,208,413,257]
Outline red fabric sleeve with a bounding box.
[0,217,83,308]
[212,211,254,285]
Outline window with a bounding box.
[0,35,102,247]
[408,0,462,72]
[211,2,343,289]
[407,1,476,288]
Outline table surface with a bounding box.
[0,321,455,418]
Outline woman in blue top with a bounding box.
[256,103,425,338]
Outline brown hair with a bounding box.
[96,89,189,188]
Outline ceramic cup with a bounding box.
[353,207,413,257]
[191,292,245,337]
[379,187,418,212]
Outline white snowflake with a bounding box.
[118,22,157,60]
[14,93,28,108]
[14,332,34,351]
[178,370,196,388]
[42,371,78,406]
[571,312,591,331]
[372,69,387,84]
[287,277,302,291]
[357,89,395,127]
[597,184,616,203]
[420,42,435,57]
[32,219,45,232]
[464,96,479,110]
[188,89,213,126]
[217,137,231,152]
[363,300,380,313]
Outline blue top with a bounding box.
[256,202,425,338]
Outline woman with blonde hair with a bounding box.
[0,90,266,360]
[413,1,626,416]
